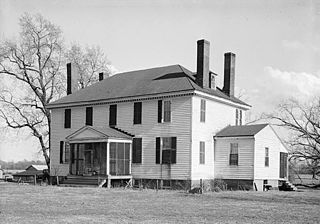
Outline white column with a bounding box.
[129,142,132,175]
[106,141,110,175]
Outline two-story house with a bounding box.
[47,39,289,190]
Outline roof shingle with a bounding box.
[215,124,268,137]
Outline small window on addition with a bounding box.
[265,147,269,167]
[229,143,238,166]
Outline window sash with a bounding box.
[132,138,142,164]
[235,109,239,126]
[199,141,205,164]
[229,143,238,165]
[200,99,206,122]
[163,101,171,122]
[156,137,176,164]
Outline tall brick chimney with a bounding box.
[66,63,78,95]
[223,52,236,96]
[196,39,210,88]
[99,72,104,81]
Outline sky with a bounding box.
[0,0,319,161]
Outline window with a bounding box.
[133,102,142,124]
[64,109,71,128]
[60,141,64,164]
[235,109,239,126]
[109,104,117,126]
[109,142,130,175]
[200,99,206,122]
[199,141,205,164]
[229,143,238,165]
[265,147,269,167]
[132,138,142,163]
[64,142,70,163]
[163,101,171,122]
[85,107,93,126]
[156,137,177,164]
[239,110,243,126]
[158,100,171,123]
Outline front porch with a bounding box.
[63,126,133,187]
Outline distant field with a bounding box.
[0,182,319,224]
[292,174,320,185]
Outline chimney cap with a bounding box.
[197,39,210,44]
[224,52,236,56]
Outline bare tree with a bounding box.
[0,13,113,169]
[0,13,64,168]
[65,43,111,89]
[269,98,320,179]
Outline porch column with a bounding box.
[106,141,110,175]
[129,143,132,175]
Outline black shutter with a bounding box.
[134,102,142,124]
[158,100,162,123]
[132,138,142,163]
[64,109,71,128]
[156,137,160,164]
[71,144,75,164]
[171,137,177,164]
[109,104,117,126]
[85,107,93,126]
[60,141,64,164]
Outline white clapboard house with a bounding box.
[47,39,289,190]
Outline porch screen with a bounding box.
[110,142,130,175]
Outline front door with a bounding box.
[84,149,93,174]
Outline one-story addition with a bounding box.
[47,39,289,190]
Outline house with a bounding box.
[47,39,289,190]
[215,124,288,191]
[13,165,48,183]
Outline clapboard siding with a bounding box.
[214,137,254,179]
[50,96,192,179]
[254,125,288,180]
[116,96,192,180]
[191,95,243,180]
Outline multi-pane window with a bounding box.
[235,109,239,126]
[109,104,117,126]
[158,100,171,123]
[239,110,243,126]
[199,141,205,164]
[133,102,142,124]
[236,109,243,126]
[265,147,269,167]
[85,107,93,126]
[132,138,142,164]
[64,109,71,128]
[229,143,238,166]
[156,137,177,164]
[163,101,171,122]
[200,99,206,122]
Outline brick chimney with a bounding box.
[66,63,78,95]
[99,72,104,81]
[223,52,236,96]
[196,39,210,88]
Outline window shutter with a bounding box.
[64,109,71,128]
[134,102,142,124]
[86,107,93,126]
[171,137,177,164]
[109,104,117,126]
[60,141,64,164]
[156,137,160,164]
[133,138,142,163]
[158,100,162,123]
[71,144,75,164]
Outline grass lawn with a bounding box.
[0,182,319,223]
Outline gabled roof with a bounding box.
[26,165,48,171]
[48,65,250,108]
[66,126,133,141]
[215,124,269,137]
[13,170,44,177]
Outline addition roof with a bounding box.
[48,64,250,108]
[215,124,269,137]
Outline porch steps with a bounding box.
[279,180,298,191]
[60,175,106,187]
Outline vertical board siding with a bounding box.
[214,137,254,179]
[254,125,288,180]
[50,96,192,179]
[191,96,242,180]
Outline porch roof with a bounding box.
[66,126,133,142]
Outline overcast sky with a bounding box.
[0,0,319,161]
